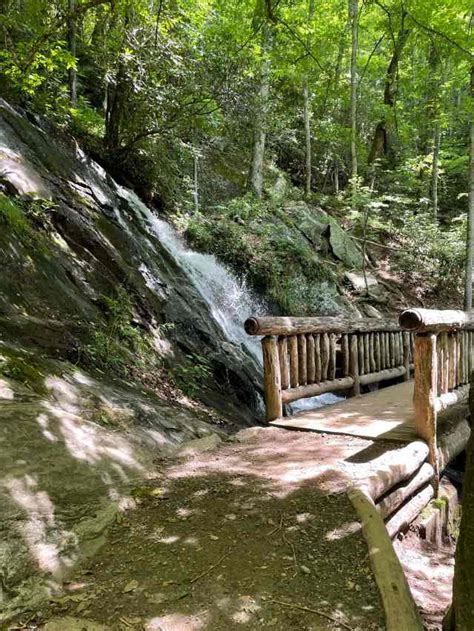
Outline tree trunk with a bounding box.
[105,8,131,152]
[250,15,272,199]
[303,0,316,198]
[464,66,474,311]
[348,0,358,184]
[303,80,312,197]
[367,12,410,166]
[431,118,441,220]
[445,377,474,629]
[105,61,127,151]
[67,0,77,106]
[193,149,199,213]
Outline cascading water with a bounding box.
[116,186,266,364]
[115,186,342,414]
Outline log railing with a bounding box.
[399,308,474,473]
[245,316,415,422]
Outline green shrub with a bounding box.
[169,354,212,397]
[82,288,152,374]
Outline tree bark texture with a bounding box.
[68,0,77,106]
[250,23,272,198]
[464,66,474,311]
[348,0,358,183]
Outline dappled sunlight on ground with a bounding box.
[4,475,78,580]
[164,426,403,498]
[37,429,389,630]
[395,533,454,630]
[41,402,144,472]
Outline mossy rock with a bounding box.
[327,216,363,268]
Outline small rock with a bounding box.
[177,434,222,456]
[122,579,139,593]
[300,565,311,575]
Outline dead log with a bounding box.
[306,334,315,383]
[342,334,350,376]
[288,335,298,388]
[359,366,406,386]
[348,488,424,631]
[437,415,471,471]
[278,336,289,390]
[385,484,434,538]
[245,315,401,336]
[359,440,429,501]
[435,385,469,413]
[298,334,307,385]
[349,334,360,396]
[413,333,438,471]
[281,377,354,403]
[376,462,434,520]
[399,308,474,332]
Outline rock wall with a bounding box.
[0,99,263,621]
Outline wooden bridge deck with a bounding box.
[271,381,417,443]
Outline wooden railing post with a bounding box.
[349,334,361,396]
[413,333,439,479]
[402,332,411,381]
[262,335,282,422]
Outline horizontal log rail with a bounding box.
[399,308,474,476]
[246,316,415,422]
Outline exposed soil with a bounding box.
[31,428,391,631]
[13,426,455,631]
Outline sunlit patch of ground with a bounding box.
[395,531,454,631]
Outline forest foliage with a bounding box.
[0,0,473,307]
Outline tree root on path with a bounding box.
[189,550,232,584]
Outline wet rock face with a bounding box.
[0,98,262,421]
[0,99,263,620]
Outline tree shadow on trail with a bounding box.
[48,466,385,631]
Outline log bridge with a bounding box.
[245,308,474,485]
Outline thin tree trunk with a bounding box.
[250,24,271,198]
[68,0,77,106]
[431,119,441,220]
[303,80,312,197]
[303,0,316,198]
[464,66,474,311]
[193,150,199,213]
[349,0,358,185]
[367,12,410,165]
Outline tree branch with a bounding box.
[277,17,326,73]
[403,6,473,58]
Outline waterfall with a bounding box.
[115,186,342,413]
[116,186,265,364]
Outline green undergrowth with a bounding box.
[182,194,344,316]
[169,353,212,397]
[81,288,154,376]
[0,193,57,239]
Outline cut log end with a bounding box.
[399,309,423,331]
[244,317,260,336]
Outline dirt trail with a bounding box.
[32,427,423,630]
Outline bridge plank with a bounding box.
[272,381,417,442]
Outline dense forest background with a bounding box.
[0,0,473,313]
